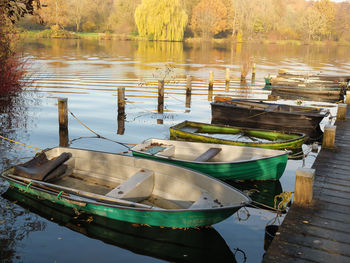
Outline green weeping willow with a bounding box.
[135,0,188,41]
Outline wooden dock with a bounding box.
[263,107,350,262]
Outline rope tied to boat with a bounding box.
[0,135,43,151]
[67,109,136,149]
[274,191,292,211]
[236,206,250,221]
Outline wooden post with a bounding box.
[117,114,125,135]
[346,95,350,105]
[294,167,315,205]
[251,63,256,82]
[209,71,214,90]
[225,68,230,84]
[185,75,192,109]
[158,80,164,114]
[58,98,68,147]
[208,72,214,101]
[117,88,125,135]
[337,103,347,121]
[118,88,125,115]
[322,125,336,148]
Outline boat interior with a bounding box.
[132,139,285,163]
[9,147,248,210]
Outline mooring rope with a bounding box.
[67,109,136,149]
[0,135,43,151]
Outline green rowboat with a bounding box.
[170,121,305,150]
[1,147,249,228]
[3,188,238,262]
[131,139,289,180]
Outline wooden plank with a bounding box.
[194,147,221,162]
[264,239,350,263]
[265,108,350,262]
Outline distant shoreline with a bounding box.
[19,30,350,46]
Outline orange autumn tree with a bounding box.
[190,0,227,39]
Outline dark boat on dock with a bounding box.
[211,97,329,141]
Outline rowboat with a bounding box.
[169,120,305,150]
[3,188,238,262]
[276,69,350,82]
[265,76,346,103]
[131,138,289,180]
[211,97,329,141]
[1,147,250,228]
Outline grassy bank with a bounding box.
[19,30,350,46]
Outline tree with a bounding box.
[67,0,87,31]
[135,0,188,41]
[190,0,227,39]
[314,0,335,39]
[38,0,69,29]
[300,6,327,41]
[107,0,140,34]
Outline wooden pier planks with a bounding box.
[263,107,350,262]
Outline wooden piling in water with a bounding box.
[186,75,192,108]
[158,80,164,114]
[322,125,336,148]
[337,103,347,121]
[117,88,125,135]
[251,63,256,82]
[225,68,230,84]
[118,88,125,115]
[294,167,315,205]
[58,98,69,147]
[209,71,214,90]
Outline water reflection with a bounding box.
[0,186,46,262]
[226,180,283,210]
[3,188,239,263]
[0,93,38,170]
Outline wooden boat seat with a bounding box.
[106,169,154,202]
[13,152,72,182]
[190,192,221,209]
[194,148,222,162]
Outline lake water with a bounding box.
[0,39,348,262]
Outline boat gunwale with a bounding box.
[131,138,289,165]
[211,100,330,118]
[170,120,306,146]
[1,155,251,213]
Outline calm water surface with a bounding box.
[0,39,349,262]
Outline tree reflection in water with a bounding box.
[0,90,41,262]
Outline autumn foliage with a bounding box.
[0,1,33,96]
[135,0,188,41]
[190,0,227,39]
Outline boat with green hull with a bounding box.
[170,121,305,150]
[1,147,250,228]
[131,139,289,180]
[3,187,238,263]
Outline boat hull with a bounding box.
[6,178,239,228]
[170,121,305,150]
[211,102,325,141]
[3,187,238,262]
[132,151,288,181]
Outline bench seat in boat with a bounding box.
[106,169,154,202]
